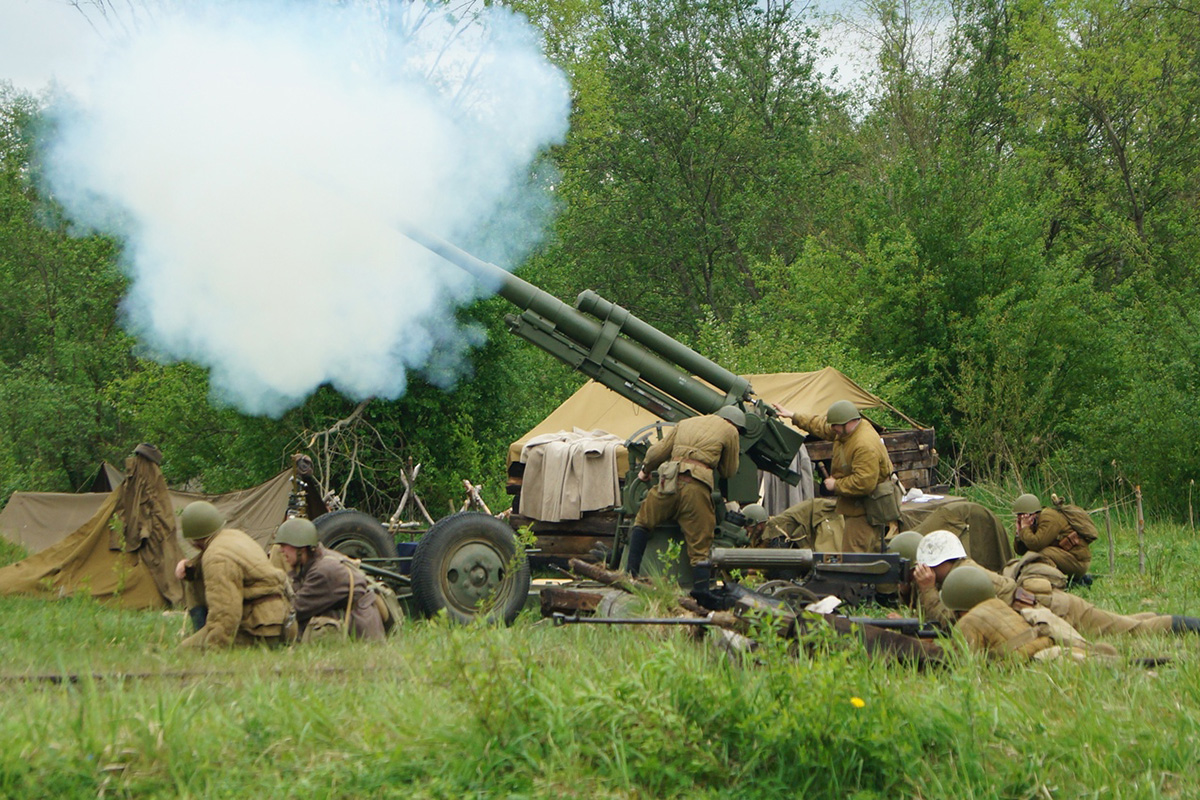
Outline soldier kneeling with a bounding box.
[275,518,386,642]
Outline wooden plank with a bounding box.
[540,586,605,616]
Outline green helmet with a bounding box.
[939,565,996,611]
[1012,493,1041,514]
[742,504,768,524]
[714,405,746,429]
[887,530,924,561]
[275,517,319,548]
[181,501,225,540]
[826,400,861,425]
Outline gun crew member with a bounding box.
[741,503,770,547]
[912,530,1200,637]
[626,406,743,594]
[761,497,844,550]
[1012,493,1095,578]
[175,501,295,648]
[940,565,1114,661]
[771,399,897,553]
[274,518,385,642]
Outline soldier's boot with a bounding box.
[1171,615,1200,633]
[691,565,711,592]
[626,526,650,577]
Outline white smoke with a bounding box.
[30,0,570,415]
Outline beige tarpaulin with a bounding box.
[0,469,293,555]
[0,449,186,609]
[507,367,920,466]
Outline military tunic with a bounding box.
[1016,507,1093,577]
[291,545,385,641]
[763,497,844,550]
[956,598,1057,659]
[180,528,293,648]
[789,411,893,553]
[635,414,740,565]
[923,557,1174,636]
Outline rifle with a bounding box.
[844,617,945,639]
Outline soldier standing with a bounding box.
[771,399,896,553]
[625,406,743,593]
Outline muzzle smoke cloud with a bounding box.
[31,0,570,415]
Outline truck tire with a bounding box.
[313,509,397,559]
[411,512,531,625]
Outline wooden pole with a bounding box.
[1105,504,1114,573]
[1135,485,1145,575]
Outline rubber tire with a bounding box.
[313,509,397,559]
[410,512,531,625]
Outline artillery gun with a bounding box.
[303,228,810,621]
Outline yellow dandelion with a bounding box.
[850,696,865,708]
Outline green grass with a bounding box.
[0,521,1199,798]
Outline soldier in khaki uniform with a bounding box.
[740,504,770,547]
[175,501,295,648]
[912,530,1200,636]
[771,399,895,553]
[761,497,844,550]
[626,406,743,592]
[941,565,1114,661]
[1012,493,1093,577]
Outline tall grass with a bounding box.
[0,520,1198,798]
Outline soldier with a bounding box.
[741,503,770,547]
[274,518,385,642]
[762,497,844,550]
[626,406,743,593]
[941,565,1113,661]
[1012,493,1094,578]
[771,399,897,553]
[912,530,1200,637]
[175,501,295,648]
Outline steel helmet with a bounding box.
[714,405,747,429]
[939,565,996,611]
[887,530,924,561]
[275,517,319,548]
[742,504,769,524]
[915,529,967,567]
[181,501,225,540]
[1012,493,1041,514]
[826,400,861,425]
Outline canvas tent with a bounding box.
[507,368,936,522]
[0,459,294,609]
[508,367,920,466]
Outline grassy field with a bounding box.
[0,516,1198,799]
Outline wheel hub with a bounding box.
[442,541,506,611]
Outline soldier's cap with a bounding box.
[915,529,967,567]
[134,443,163,464]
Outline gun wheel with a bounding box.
[755,581,822,608]
[410,512,531,625]
[313,509,397,559]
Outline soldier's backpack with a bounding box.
[1052,499,1100,544]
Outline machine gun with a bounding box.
[703,546,913,608]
